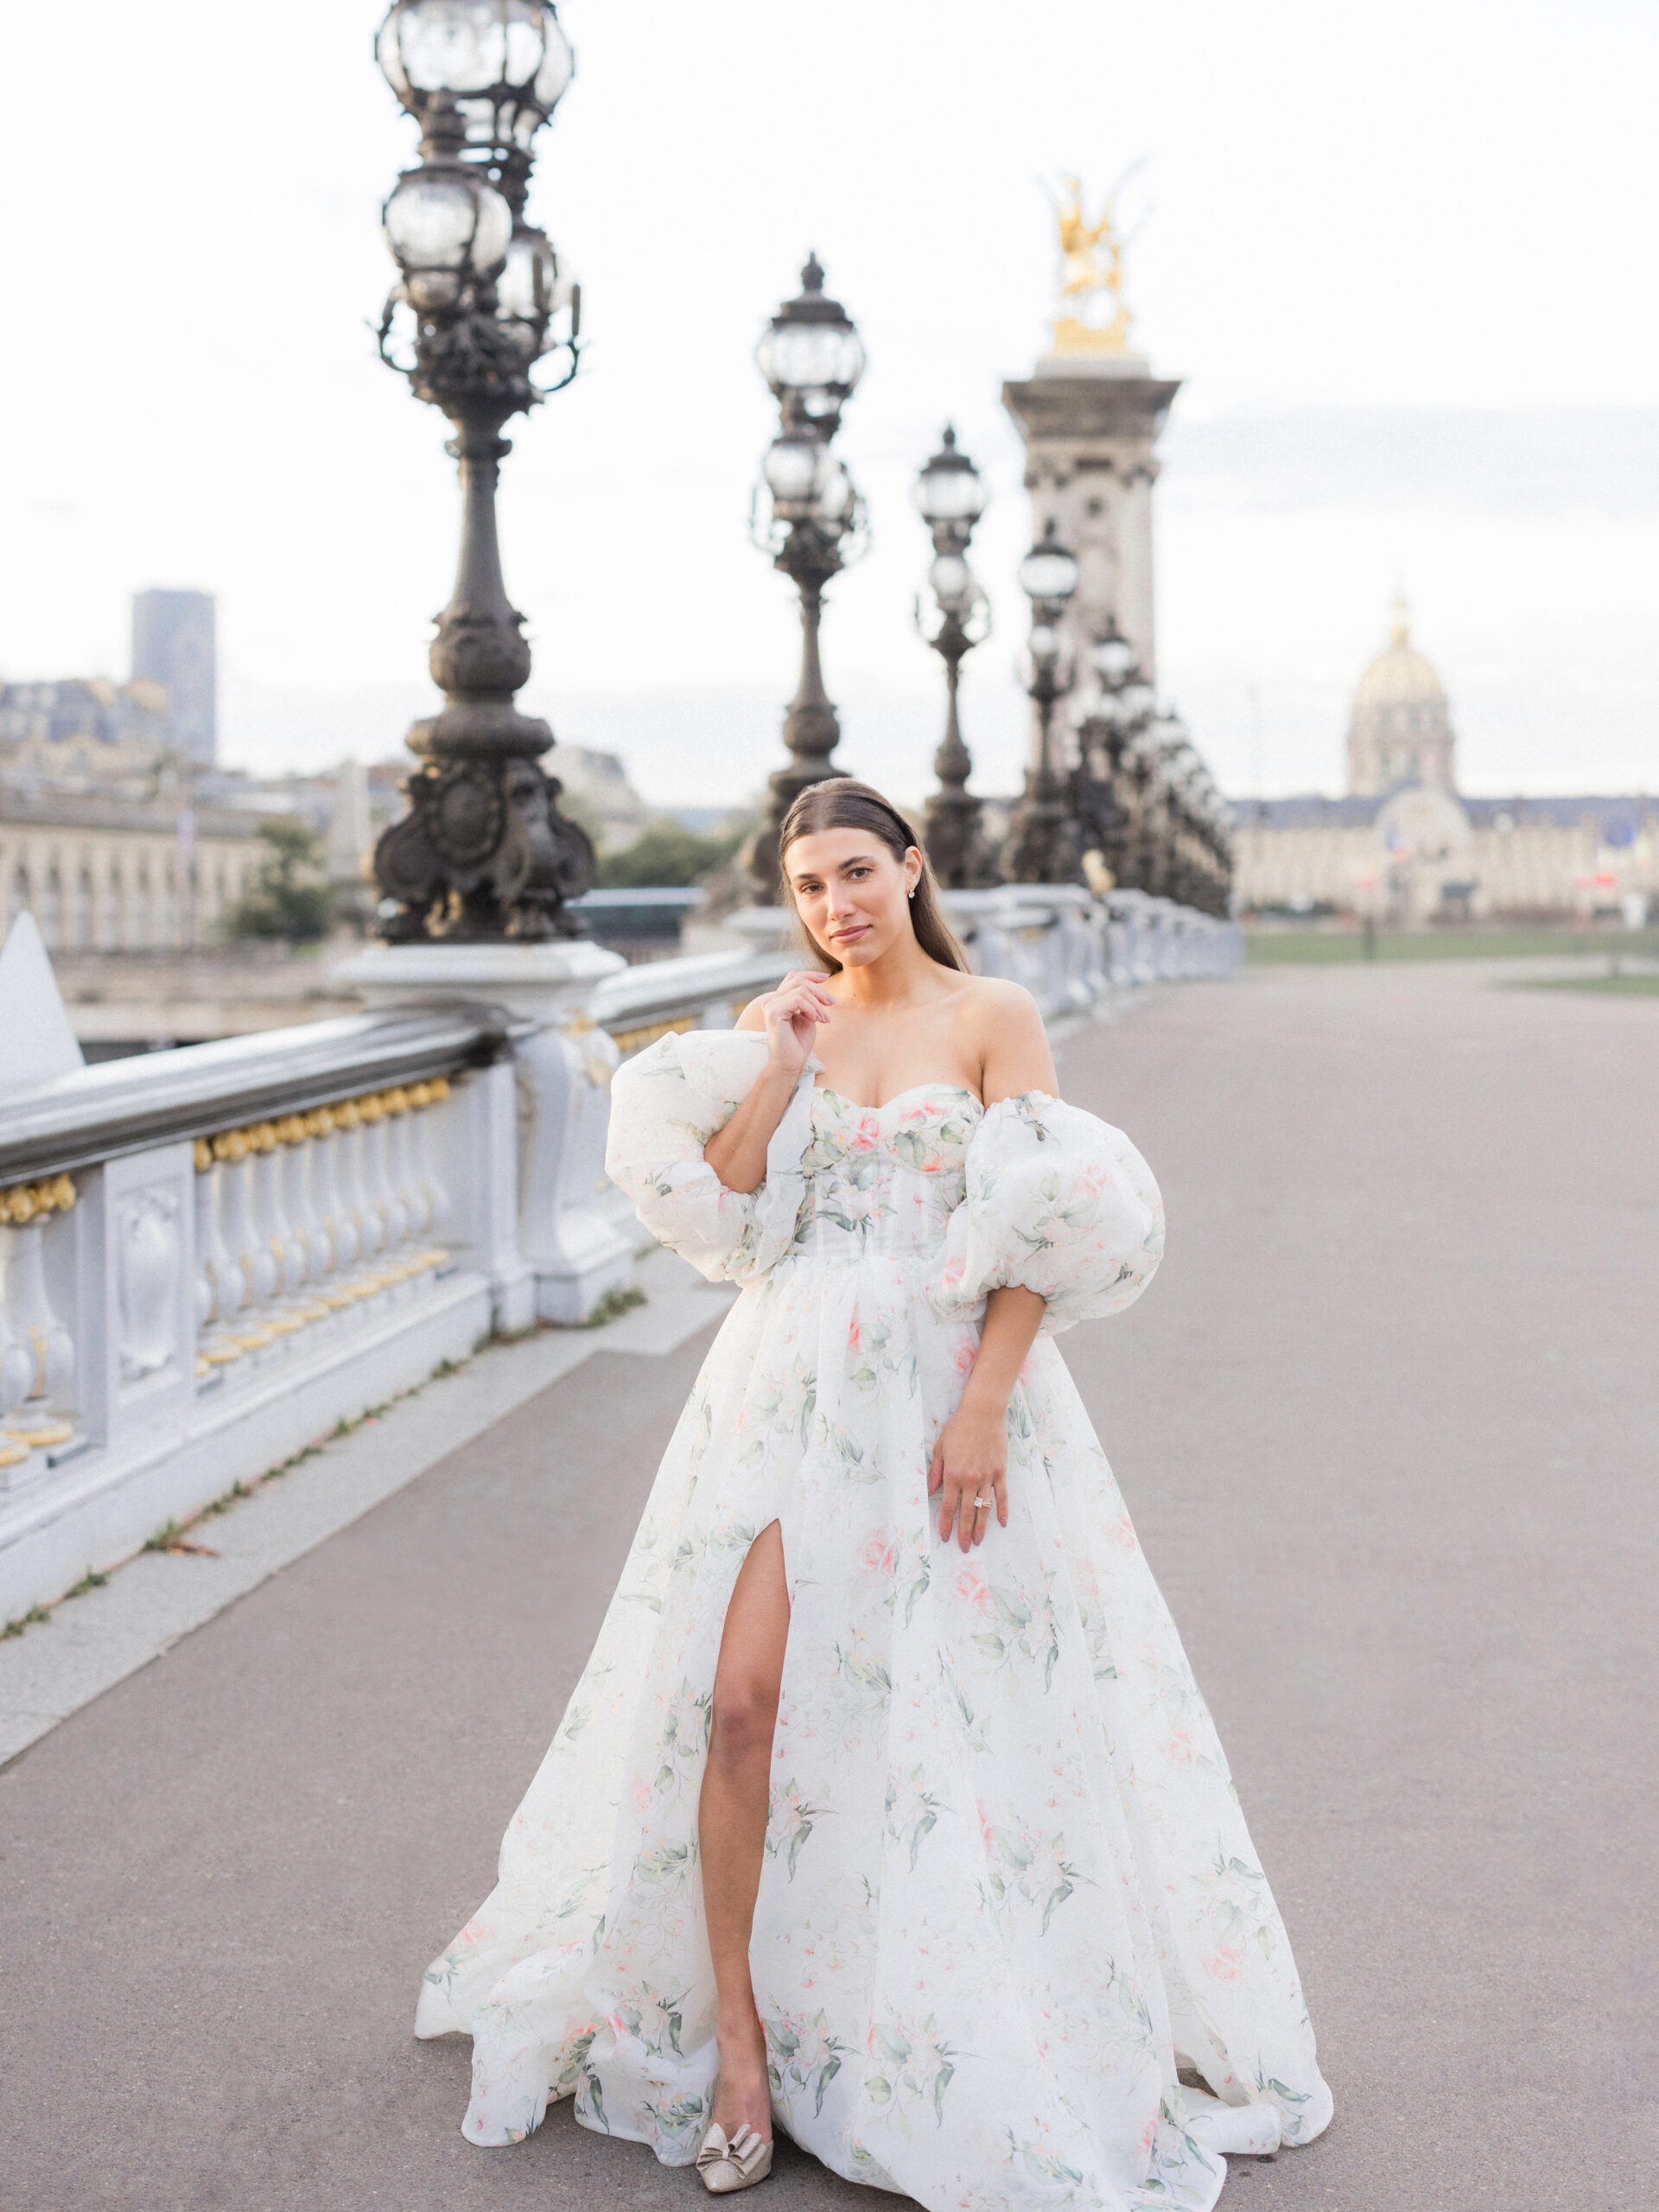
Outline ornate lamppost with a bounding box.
[913,428,997,887]
[1086,627,1158,892]
[1068,616,1135,886]
[1005,520,1082,884]
[746,257,868,899]
[369,0,593,943]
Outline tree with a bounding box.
[595,818,749,890]
[225,820,334,941]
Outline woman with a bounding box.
[416,780,1333,2208]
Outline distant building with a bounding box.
[1234,604,1656,923]
[131,588,217,765]
[0,590,282,950]
[1,800,267,954]
[1346,599,1456,796]
[0,678,178,803]
[553,746,652,851]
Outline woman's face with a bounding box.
[785,827,922,967]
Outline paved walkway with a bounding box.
[3,962,1654,2211]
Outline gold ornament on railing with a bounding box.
[191,1079,451,1174]
[0,1173,79,1460]
[0,1173,78,1224]
[188,1077,455,1374]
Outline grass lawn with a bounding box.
[1244,928,1659,965]
[1505,971,1659,996]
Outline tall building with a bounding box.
[1346,598,1456,795]
[131,588,217,765]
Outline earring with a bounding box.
[908,887,917,899]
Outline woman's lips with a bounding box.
[830,925,869,944]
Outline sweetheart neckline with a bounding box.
[811,1080,985,1117]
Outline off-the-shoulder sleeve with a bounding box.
[604,1029,813,1286]
[928,1092,1165,1335]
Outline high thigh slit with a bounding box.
[415,1032,1333,2210]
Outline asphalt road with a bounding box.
[2,960,1654,2212]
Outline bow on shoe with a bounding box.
[696,2120,774,2194]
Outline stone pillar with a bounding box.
[339,940,636,1325]
[1001,355,1181,683]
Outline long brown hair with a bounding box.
[778,779,969,976]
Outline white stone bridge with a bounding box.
[1,923,1650,2211]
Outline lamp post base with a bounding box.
[338,939,635,1325]
[1005,785,1083,887]
[924,789,1000,889]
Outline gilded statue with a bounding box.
[1050,171,1136,356]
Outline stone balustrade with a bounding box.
[0,888,1238,1624]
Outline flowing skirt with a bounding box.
[416,1250,1332,2210]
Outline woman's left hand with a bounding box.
[928,1403,1009,1551]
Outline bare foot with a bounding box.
[711,2011,772,2144]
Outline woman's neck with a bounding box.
[830,931,949,1009]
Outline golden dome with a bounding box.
[1352,596,1446,710]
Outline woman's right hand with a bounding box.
[753,971,836,1077]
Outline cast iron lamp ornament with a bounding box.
[746,256,868,899]
[913,427,998,888]
[370,0,593,943]
[1067,614,1138,887]
[1005,518,1083,884]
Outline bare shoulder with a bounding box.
[953,975,1057,1101]
[953,974,1045,1044]
[734,996,768,1032]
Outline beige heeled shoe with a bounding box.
[696,2120,773,2194]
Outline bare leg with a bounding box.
[701,1520,789,2145]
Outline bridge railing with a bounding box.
[0,889,1237,1623]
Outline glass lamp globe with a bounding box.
[1024,625,1075,692]
[755,255,867,423]
[914,426,987,529]
[494,224,563,355]
[384,168,512,304]
[812,456,856,526]
[928,551,975,615]
[1119,677,1156,723]
[1017,521,1080,607]
[762,435,823,506]
[378,0,573,150]
[1093,626,1136,687]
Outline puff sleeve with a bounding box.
[603,1029,814,1286]
[928,1091,1165,1336]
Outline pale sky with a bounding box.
[1,0,1655,806]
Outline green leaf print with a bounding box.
[768,1778,828,1878]
[1008,2135,1086,2187]
[932,2060,954,2123]
[902,1560,930,1626]
[1039,1878,1074,1936]
[642,2088,709,2146]
[815,2055,841,2117]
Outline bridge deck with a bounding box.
[3,960,1653,2210]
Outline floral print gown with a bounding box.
[416,1030,1332,2209]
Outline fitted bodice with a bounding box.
[790,1084,982,1266]
[603,1027,1166,1338]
